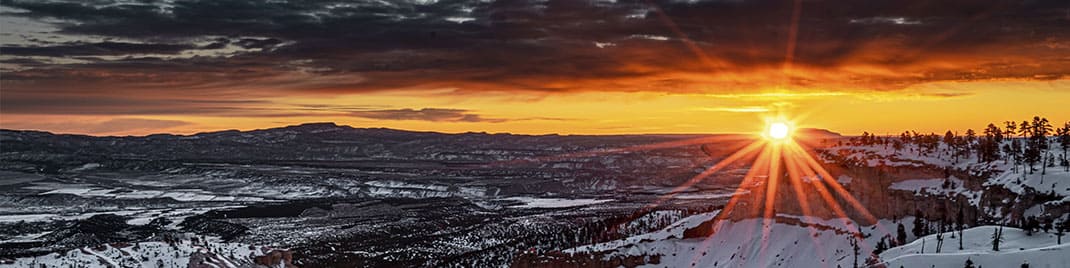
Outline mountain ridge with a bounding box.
[1,122,839,139]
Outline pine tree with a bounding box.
[957,203,965,250]
[1025,216,1038,236]
[1058,122,1070,171]
[945,130,957,154]
[991,224,1004,251]
[897,223,908,246]
[1004,120,1018,159]
[935,224,944,253]
[1020,120,1041,173]
[913,210,927,238]
[965,129,977,150]
[1033,117,1053,175]
[979,124,1003,163]
[850,236,860,268]
[1056,220,1068,245]
[874,238,887,255]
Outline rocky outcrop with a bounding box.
[253,249,297,268]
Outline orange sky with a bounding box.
[3,79,1067,136]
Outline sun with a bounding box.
[767,122,791,140]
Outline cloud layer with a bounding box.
[1,0,1067,122]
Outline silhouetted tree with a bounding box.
[1056,220,1068,245]
[991,224,1004,251]
[850,236,861,268]
[965,129,977,150]
[957,203,965,250]
[1020,120,1040,173]
[1025,216,1039,236]
[945,130,957,153]
[979,124,1003,163]
[897,223,908,246]
[1058,122,1070,171]
[913,210,927,238]
[874,238,888,255]
[936,223,945,253]
[1031,117,1053,175]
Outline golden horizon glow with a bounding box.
[1,81,1068,136]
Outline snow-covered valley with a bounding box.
[2,121,1068,267]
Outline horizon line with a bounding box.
[0,121,842,138]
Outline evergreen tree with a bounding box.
[945,130,956,149]
[1032,117,1053,175]
[913,210,927,238]
[990,123,1004,143]
[957,203,965,250]
[965,129,977,149]
[1004,120,1018,149]
[874,238,887,255]
[1025,216,1038,236]
[1020,120,1040,173]
[991,224,1004,251]
[979,124,1003,163]
[1058,122,1070,171]
[935,223,944,253]
[1056,220,1067,245]
[897,223,908,246]
[850,236,860,268]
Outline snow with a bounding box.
[0,237,281,268]
[837,175,853,185]
[569,210,721,253]
[0,231,51,244]
[589,217,868,267]
[671,191,742,200]
[890,176,983,205]
[37,186,268,202]
[70,163,102,171]
[0,206,241,224]
[878,226,1070,268]
[569,211,930,268]
[986,164,1070,197]
[503,196,614,208]
[827,140,1070,207]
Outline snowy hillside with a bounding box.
[879,226,1069,268]
[560,129,1070,268]
[824,137,1070,201]
[569,211,928,268]
[0,236,292,268]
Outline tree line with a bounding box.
[842,116,1070,174]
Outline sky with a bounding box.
[1,0,1068,136]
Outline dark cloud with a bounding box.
[0,94,284,116]
[2,41,198,56]
[350,108,507,123]
[235,38,282,49]
[0,0,1067,115]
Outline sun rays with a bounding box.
[638,118,878,267]
[473,111,881,266]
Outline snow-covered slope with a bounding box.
[562,136,1070,268]
[569,211,927,268]
[879,226,1069,268]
